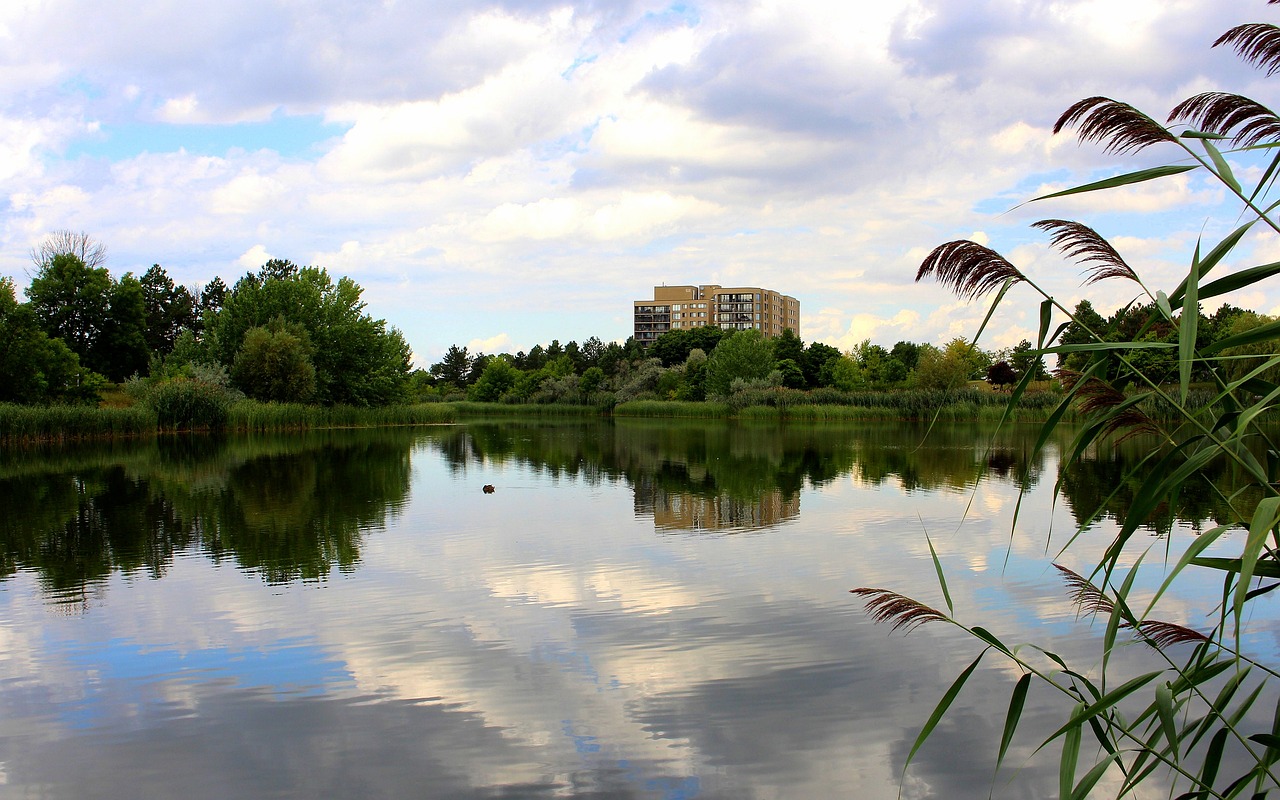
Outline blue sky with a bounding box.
[1,0,1278,366]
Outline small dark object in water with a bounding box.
[482,484,495,494]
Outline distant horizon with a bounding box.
[2,1,1275,366]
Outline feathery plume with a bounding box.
[1054,97,1177,154]
[1033,220,1140,286]
[916,240,1026,300]
[1055,565,1115,616]
[850,588,949,633]
[1054,565,1211,649]
[1057,370,1161,442]
[1214,23,1280,76]
[1169,92,1280,147]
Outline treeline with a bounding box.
[2,232,412,427]
[419,325,1047,406]
[420,297,1279,407]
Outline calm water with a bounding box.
[0,420,1270,799]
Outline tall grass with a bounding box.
[853,15,1280,798]
[448,401,603,417]
[228,401,457,431]
[613,400,731,418]
[0,403,156,444]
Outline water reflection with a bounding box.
[0,420,1265,799]
[0,430,413,597]
[0,421,1253,598]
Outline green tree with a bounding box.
[0,277,98,404]
[140,264,197,355]
[772,327,805,366]
[95,273,151,381]
[1009,338,1049,381]
[829,355,864,390]
[231,319,316,403]
[26,253,112,370]
[430,345,472,387]
[579,366,605,395]
[705,329,774,398]
[802,342,842,387]
[207,264,410,405]
[469,357,519,401]
[911,339,982,390]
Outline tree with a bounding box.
[581,336,606,369]
[0,277,98,404]
[772,328,805,367]
[802,342,842,388]
[30,230,107,270]
[206,264,411,405]
[140,264,197,355]
[985,360,1017,388]
[705,328,775,397]
[26,253,113,373]
[468,357,519,402]
[430,345,472,387]
[1008,339,1048,382]
[911,339,982,390]
[231,319,316,403]
[1059,299,1107,370]
[95,272,150,381]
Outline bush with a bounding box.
[141,377,234,431]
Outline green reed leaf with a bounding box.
[1157,683,1180,765]
[1071,753,1119,800]
[1181,245,1200,403]
[904,651,986,772]
[1045,671,1164,745]
[924,528,953,616]
[998,673,1032,769]
[1144,525,1231,617]
[1204,318,1280,355]
[1033,165,1199,201]
[1235,498,1280,633]
[1198,727,1229,796]
[1197,260,1280,301]
[1202,137,1243,193]
[1060,704,1085,800]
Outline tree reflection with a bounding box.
[0,430,414,598]
[430,420,1052,534]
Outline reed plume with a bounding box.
[1033,220,1141,286]
[1057,370,1161,442]
[1055,565,1210,648]
[1215,22,1280,76]
[916,240,1026,300]
[1054,97,1176,154]
[1169,92,1280,147]
[850,588,949,632]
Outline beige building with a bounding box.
[632,284,800,346]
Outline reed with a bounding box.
[0,403,156,444]
[855,14,1280,797]
[448,402,602,417]
[612,400,731,418]
[228,401,457,431]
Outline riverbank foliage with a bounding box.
[854,7,1280,797]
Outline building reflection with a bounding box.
[632,472,800,533]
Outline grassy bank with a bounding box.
[11,385,1213,444]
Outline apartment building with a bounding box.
[632,284,800,346]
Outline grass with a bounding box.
[613,400,731,418]
[0,402,157,444]
[448,401,604,417]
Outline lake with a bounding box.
[0,419,1267,799]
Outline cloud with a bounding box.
[468,333,513,354]
[0,0,1273,356]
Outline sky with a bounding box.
[2,0,1279,367]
